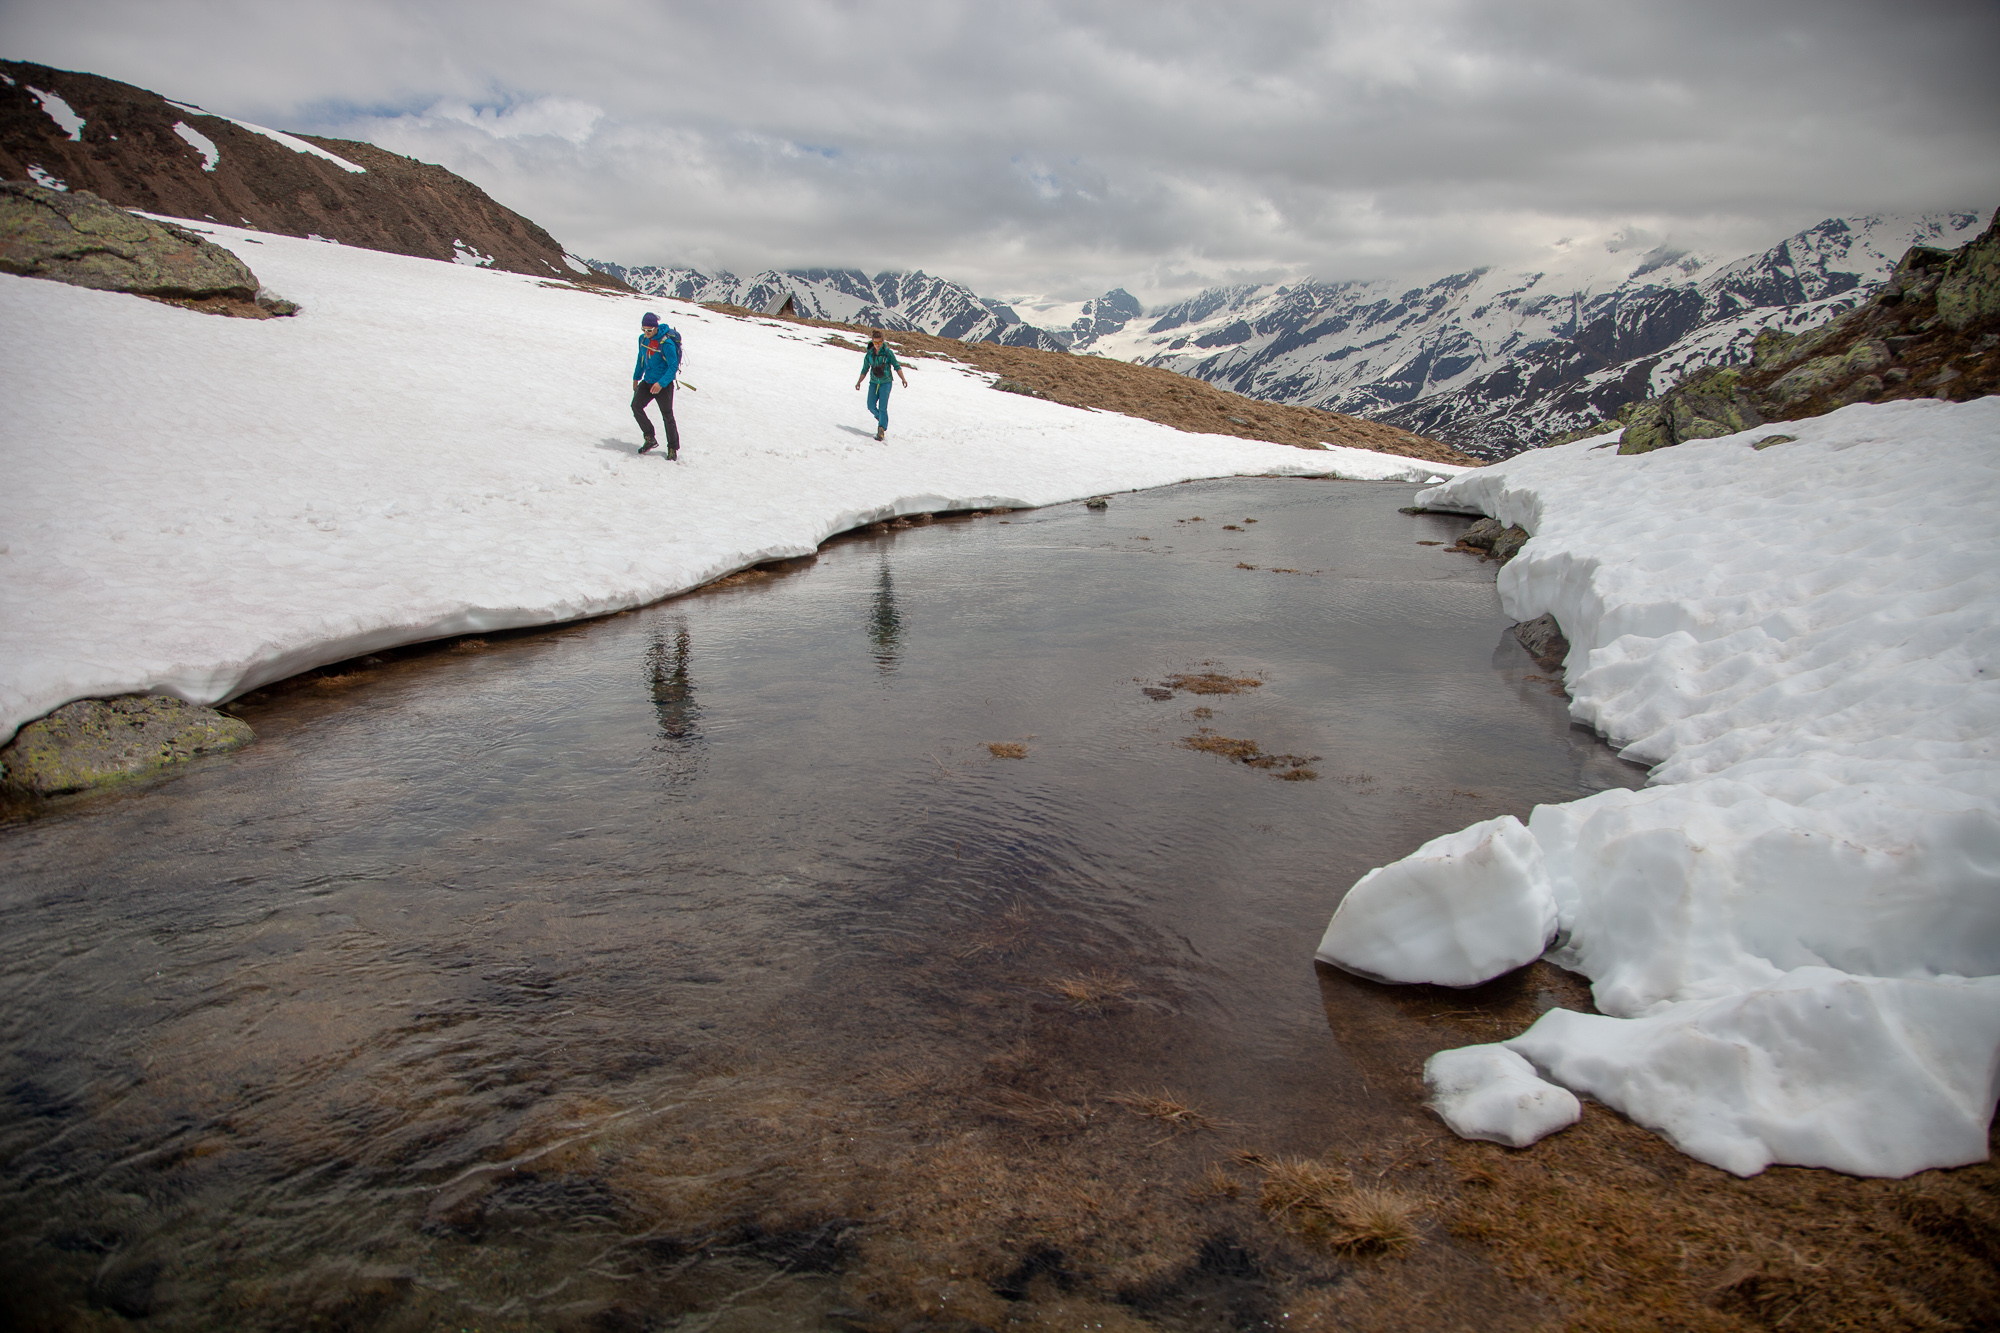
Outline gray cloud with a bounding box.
[7,0,1997,303]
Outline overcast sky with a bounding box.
[6,0,1997,304]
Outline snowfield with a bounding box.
[0,224,1463,743]
[1319,403,2000,1177]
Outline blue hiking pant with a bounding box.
[866,376,892,432]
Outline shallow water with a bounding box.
[0,477,1642,1330]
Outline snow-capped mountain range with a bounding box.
[589,262,1078,352]
[596,210,1984,459]
[1085,211,1986,457]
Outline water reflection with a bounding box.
[645,621,703,784]
[868,557,903,673]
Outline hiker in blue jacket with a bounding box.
[633,312,681,458]
[854,327,909,441]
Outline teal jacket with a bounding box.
[635,325,681,385]
[861,343,901,381]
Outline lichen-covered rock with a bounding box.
[1,695,253,797]
[1619,367,1765,454]
[0,180,257,299]
[1936,211,2000,332]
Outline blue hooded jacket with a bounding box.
[634,323,681,386]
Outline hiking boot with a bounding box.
[666,446,679,461]
[638,438,657,454]
[875,427,886,441]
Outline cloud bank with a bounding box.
[7,0,1997,302]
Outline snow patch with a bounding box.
[452,239,496,268]
[166,101,367,173]
[26,86,84,141]
[1319,403,2000,1177]
[562,252,591,275]
[172,121,220,172]
[26,164,67,192]
[0,222,1336,743]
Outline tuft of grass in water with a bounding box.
[1045,970,1138,1013]
[448,638,488,653]
[1190,1163,1243,1200]
[987,742,1028,759]
[312,673,364,689]
[1108,1090,1217,1137]
[1161,672,1261,695]
[1250,1155,1420,1256]
[1182,729,1318,778]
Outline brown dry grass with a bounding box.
[697,301,1475,465]
[1443,1106,2000,1332]
[1162,671,1263,695]
[1107,1090,1220,1137]
[1044,969,1139,1012]
[1251,1155,1421,1257]
[447,638,487,653]
[1182,728,1319,778]
[987,742,1029,759]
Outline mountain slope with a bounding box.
[0,59,623,288]
[1080,213,1983,458]
[595,262,1071,350]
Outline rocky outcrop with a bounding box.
[1614,209,1999,454]
[1457,516,1531,564]
[1,59,626,289]
[1,695,253,798]
[1,181,294,314]
[1512,613,1569,670]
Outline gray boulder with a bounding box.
[1489,525,1531,564]
[1512,612,1569,670]
[2,695,254,798]
[0,180,265,302]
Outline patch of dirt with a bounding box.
[700,305,1474,465]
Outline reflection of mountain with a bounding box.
[646,623,704,785]
[868,562,903,674]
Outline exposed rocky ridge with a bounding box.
[595,260,1073,351]
[0,60,625,289]
[700,301,1473,465]
[0,180,294,316]
[1607,210,1999,454]
[1074,213,1981,460]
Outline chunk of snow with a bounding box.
[452,239,496,268]
[562,252,592,275]
[26,86,83,141]
[166,101,366,173]
[26,164,67,192]
[172,121,220,171]
[1317,815,1556,986]
[1425,1045,1580,1147]
[0,222,1336,741]
[1320,401,2000,1177]
[1507,970,2000,1178]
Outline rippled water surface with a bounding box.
[1,478,1643,1330]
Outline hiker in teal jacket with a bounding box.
[854,327,909,440]
[633,312,681,458]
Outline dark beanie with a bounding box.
[641,312,660,327]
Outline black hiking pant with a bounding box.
[632,381,679,452]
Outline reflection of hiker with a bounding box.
[853,327,909,441]
[632,312,682,459]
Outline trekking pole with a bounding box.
[677,380,698,392]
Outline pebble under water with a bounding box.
[0,477,1645,1331]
